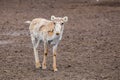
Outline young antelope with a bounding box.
[25,15,68,72]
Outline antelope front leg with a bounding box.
[53,44,58,72]
[42,42,48,69]
[31,35,41,68]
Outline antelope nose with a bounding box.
[56,33,60,35]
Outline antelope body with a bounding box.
[25,16,68,71]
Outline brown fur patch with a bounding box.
[47,22,55,37]
[48,31,54,37]
[38,22,55,35]
[29,18,42,30]
[53,54,56,56]
[44,63,46,66]
[39,25,46,32]
[45,52,48,56]
[47,22,55,31]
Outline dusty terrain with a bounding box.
[0,0,120,80]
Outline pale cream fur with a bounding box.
[25,15,68,72]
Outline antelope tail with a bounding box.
[25,21,31,24]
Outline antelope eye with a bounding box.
[53,22,56,25]
[61,23,64,25]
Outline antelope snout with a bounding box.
[56,33,60,35]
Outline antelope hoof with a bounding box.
[42,63,47,69]
[35,62,41,68]
[53,68,58,72]
[42,66,47,69]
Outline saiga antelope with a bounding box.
[25,15,68,72]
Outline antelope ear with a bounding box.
[51,15,56,20]
[63,16,68,22]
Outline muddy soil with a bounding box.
[0,0,120,80]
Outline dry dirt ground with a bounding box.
[0,0,120,80]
